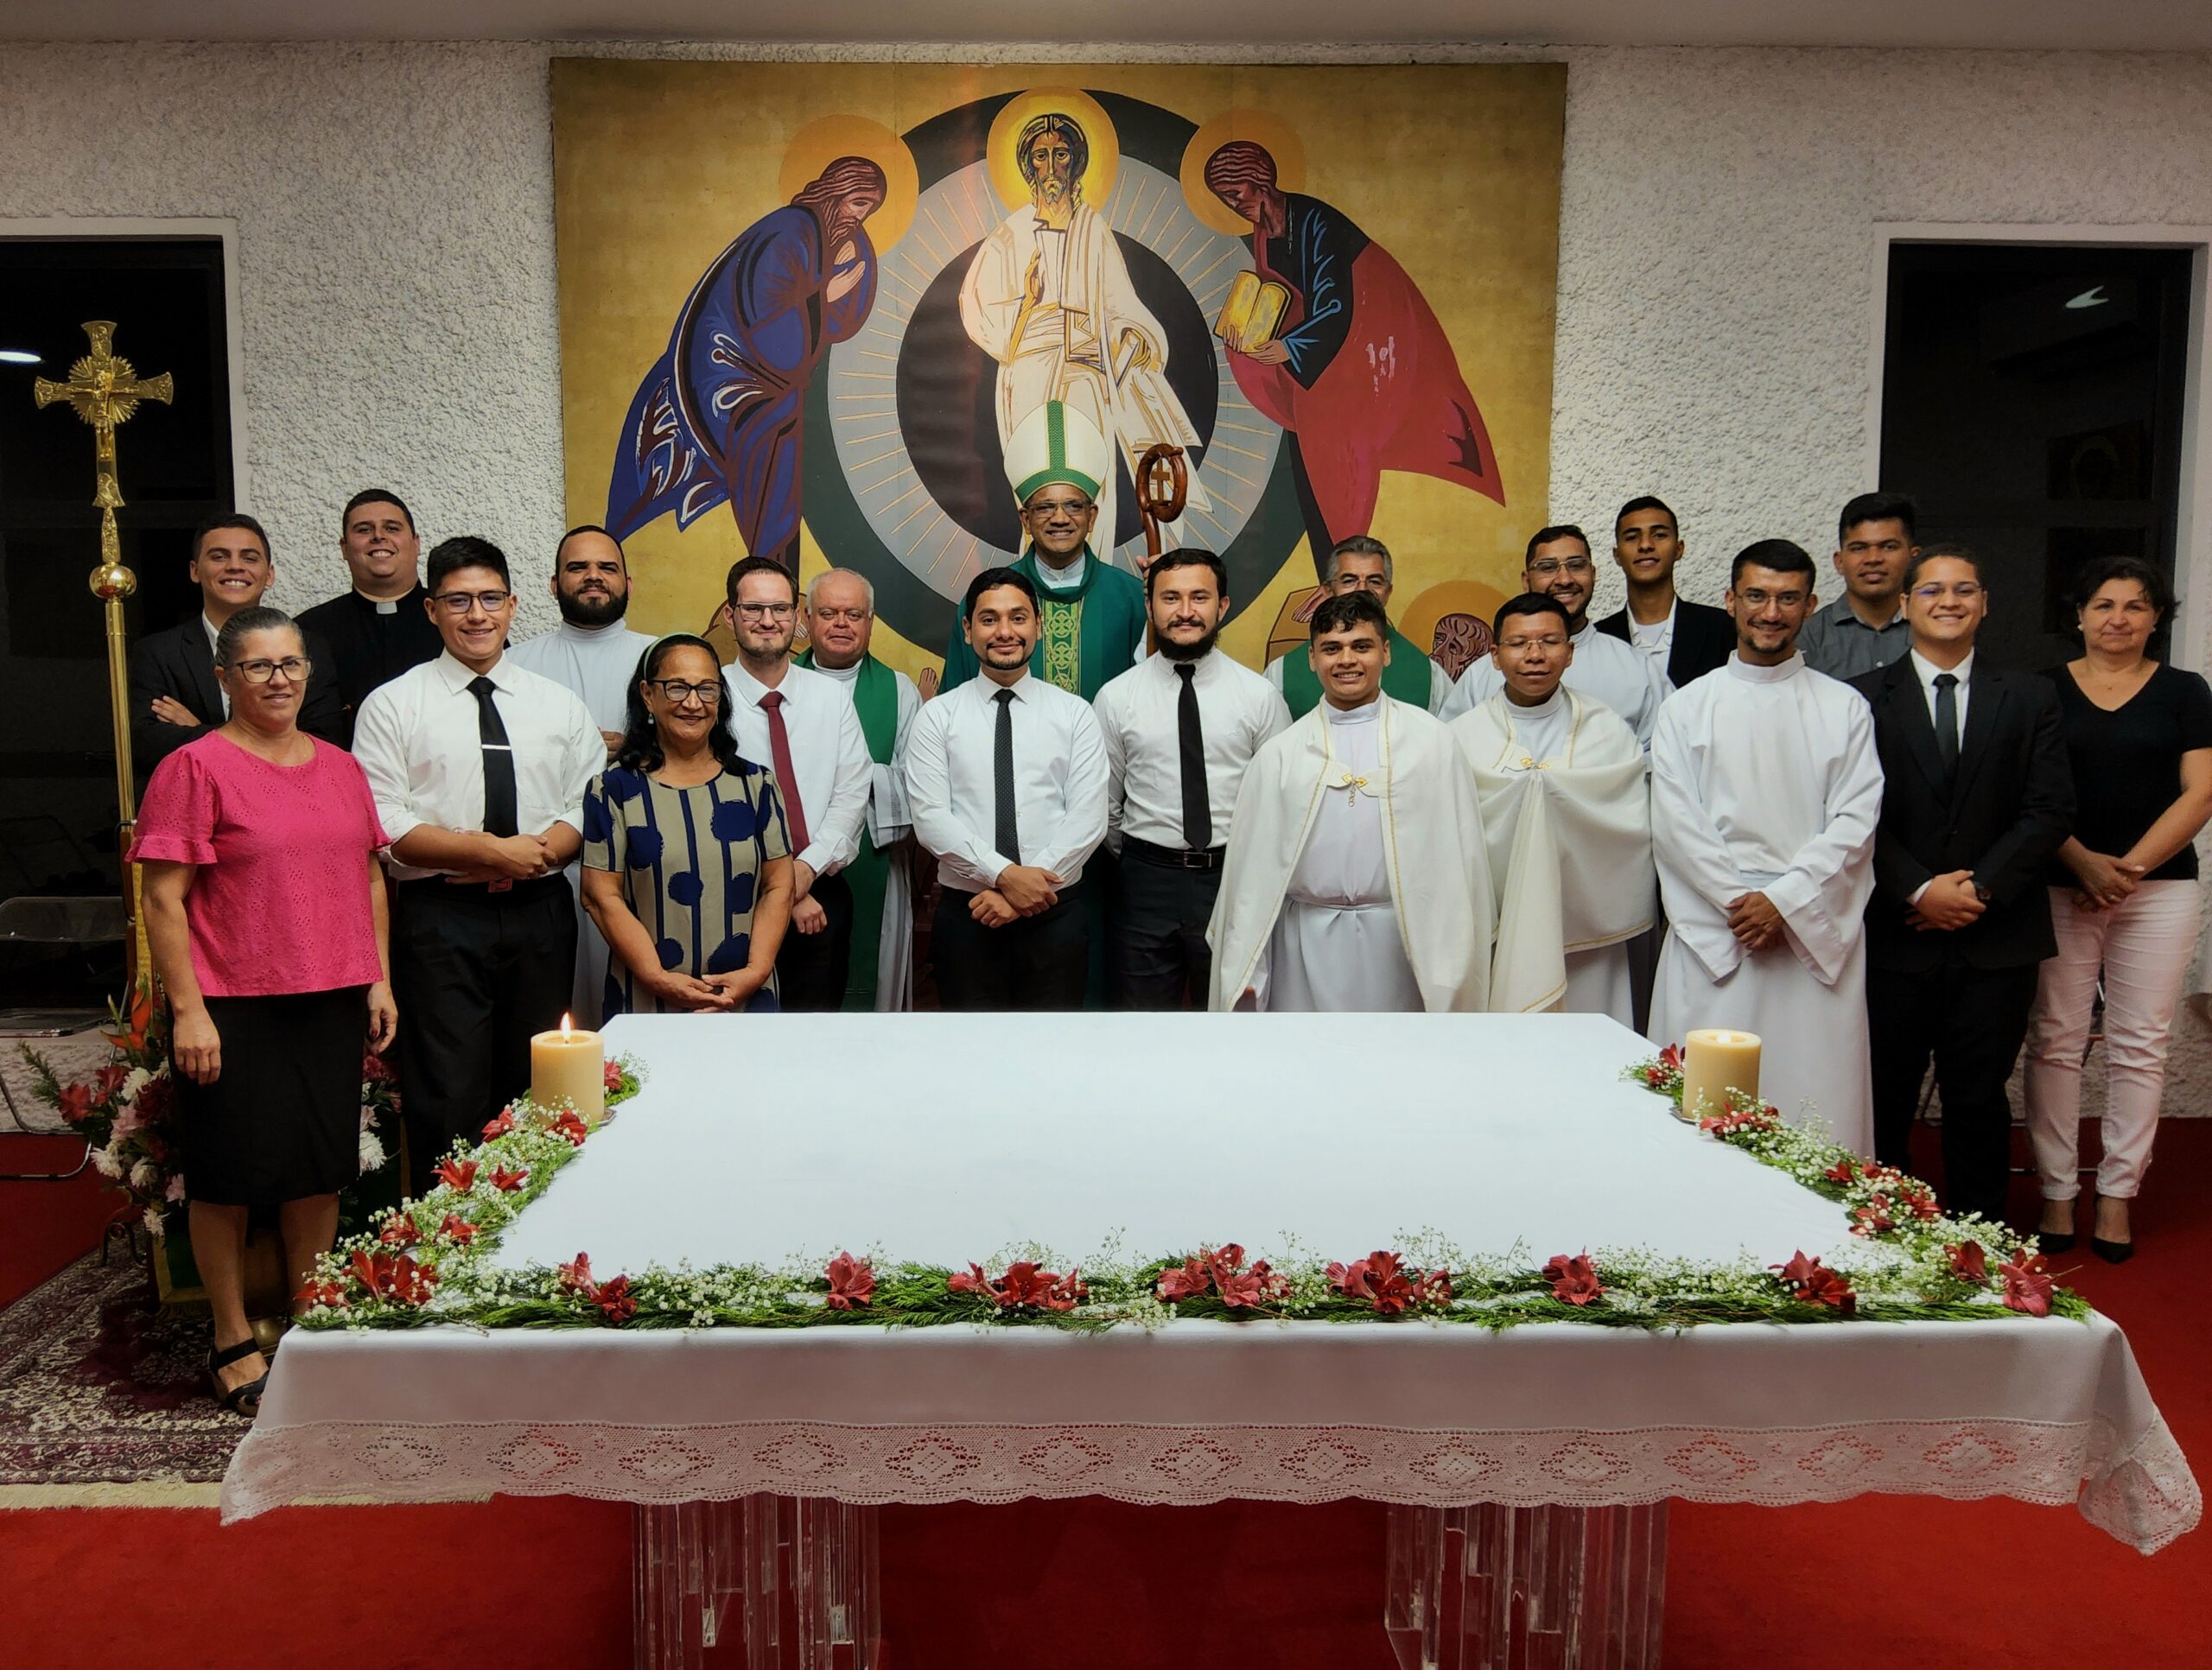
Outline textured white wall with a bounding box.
[3,41,2209,638]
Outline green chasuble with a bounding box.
[796,649,899,1012]
[940,549,1147,701]
[1274,623,1436,719]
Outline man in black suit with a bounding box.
[128,513,346,774]
[1851,543,2073,1224]
[1595,495,1736,689]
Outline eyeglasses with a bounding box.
[1527,558,1593,578]
[433,589,512,615]
[1497,635,1567,651]
[1911,582,1984,602]
[224,656,313,684]
[1023,498,1093,518]
[734,601,796,619]
[647,679,723,706]
[1736,589,1808,608]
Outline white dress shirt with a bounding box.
[1095,648,1292,850]
[906,670,1109,892]
[723,659,871,878]
[353,650,604,881]
[200,614,231,717]
[1627,601,1675,664]
[1909,647,1974,745]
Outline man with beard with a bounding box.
[607,156,887,570]
[940,400,1147,700]
[1442,525,1669,746]
[794,568,921,1011]
[1266,535,1452,719]
[299,489,444,747]
[908,568,1109,1010]
[1209,591,1492,1013]
[1452,593,1654,1024]
[961,111,1209,562]
[1595,496,1735,689]
[1797,492,1918,681]
[719,557,872,1012]
[1649,540,1883,1155]
[508,526,656,1022]
[1095,549,1290,1007]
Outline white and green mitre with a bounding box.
[1005,398,1111,506]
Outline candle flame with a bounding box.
[560,1013,574,1041]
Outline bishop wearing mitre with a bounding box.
[1208,590,1493,1013]
[1452,594,1654,1024]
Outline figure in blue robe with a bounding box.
[607,156,887,570]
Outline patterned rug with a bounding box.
[0,1251,246,1489]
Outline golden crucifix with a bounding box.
[33,321,174,967]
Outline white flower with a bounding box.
[129,1159,159,1191]
[359,1132,387,1174]
[92,1145,124,1179]
[142,1204,166,1237]
[121,1067,151,1100]
[164,1174,186,1202]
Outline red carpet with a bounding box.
[3,1123,2206,1668]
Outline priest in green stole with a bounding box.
[1268,533,1454,719]
[798,568,919,1010]
[941,399,1147,701]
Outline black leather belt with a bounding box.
[1123,836,1226,872]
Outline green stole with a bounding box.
[939,549,1147,701]
[1276,623,1435,718]
[796,650,899,1012]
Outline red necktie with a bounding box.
[757,689,810,855]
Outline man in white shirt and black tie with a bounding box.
[353,537,603,1192]
[906,567,1109,1010]
[1094,549,1290,1007]
[720,556,872,1011]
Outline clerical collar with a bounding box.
[1726,651,1803,683]
[1506,687,1567,719]
[1323,695,1381,725]
[355,587,412,615]
[1033,554,1087,592]
[811,658,862,685]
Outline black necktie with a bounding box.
[1932,672,1960,780]
[992,688,1020,866]
[1175,662,1211,850]
[469,675,518,839]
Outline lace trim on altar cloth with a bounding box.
[220,1413,2200,1553]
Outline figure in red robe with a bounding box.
[1205,142,1504,577]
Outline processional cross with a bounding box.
[32,321,175,965]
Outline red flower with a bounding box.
[949,1260,1086,1311]
[557,1252,596,1292]
[488,1165,529,1192]
[550,1108,591,1147]
[1542,1252,1605,1306]
[1698,1102,1782,1138]
[362,1051,396,1085]
[602,1059,625,1092]
[1327,1250,1418,1316]
[1823,1159,1858,1185]
[434,1158,479,1192]
[57,1082,93,1126]
[480,1107,517,1140]
[437,1213,477,1246]
[1657,1043,1682,1072]
[823,1252,874,1311]
[1850,1196,1896,1238]
[92,1063,129,1102]
[1948,1241,1989,1284]
[1998,1249,2056,1318]
[347,1248,437,1306]
[378,1216,422,1248]
[1155,1256,1211,1303]
[592,1273,638,1324]
[1770,1251,1856,1315]
[296,1278,347,1311]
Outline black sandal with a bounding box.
[207,1337,269,1416]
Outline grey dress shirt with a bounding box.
[1796,598,1910,682]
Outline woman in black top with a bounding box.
[2024,557,2212,1260]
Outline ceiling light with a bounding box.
[0,349,41,365]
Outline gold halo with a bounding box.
[1400,580,1511,658]
[985,86,1119,213]
[1180,109,1307,237]
[778,115,919,251]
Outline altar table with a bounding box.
[220,1013,2199,1667]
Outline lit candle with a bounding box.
[1679,1029,1761,1121]
[530,1013,606,1127]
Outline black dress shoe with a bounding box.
[2092,1237,2135,1265]
[2037,1230,2076,1254]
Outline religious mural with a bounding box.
[555,62,1565,681]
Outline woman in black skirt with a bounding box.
[132,607,397,1414]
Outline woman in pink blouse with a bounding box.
[131,606,397,1416]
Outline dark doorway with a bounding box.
[1879,241,2194,672]
[0,237,233,1002]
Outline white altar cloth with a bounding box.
[221,1014,2198,1553]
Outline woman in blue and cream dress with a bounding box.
[582,635,792,1014]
